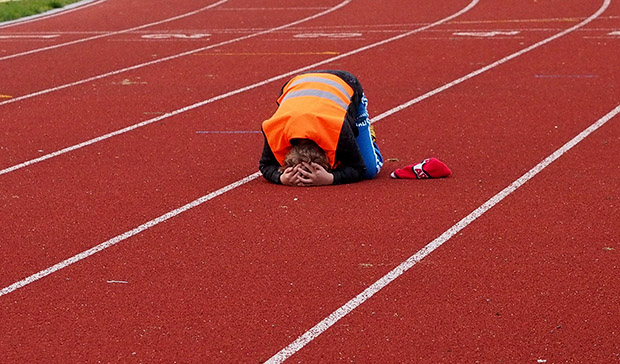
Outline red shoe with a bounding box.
[390,158,451,179]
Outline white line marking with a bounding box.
[535,74,597,78]
[0,0,105,29]
[214,7,330,11]
[0,0,475,176]
[106,280,128,284]
[0,0,230,61]
[195,130,262,134]
[265,103,619,362]
[453,30,521,37]
[0,34,59,39]
[0,172,262,297]
[293,32,362,38]
[609,30,620,35]
[0,1,480,296]
[141,33,211,39]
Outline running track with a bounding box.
[1,0,618,362]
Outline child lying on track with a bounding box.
[259,70,383,186]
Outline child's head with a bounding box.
[280,139,330,172]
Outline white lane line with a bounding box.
[0,172,262,297]
[266,104,620,364]
[453,30,521,37]
[0,0,350,107]
[0,0,230,61]
[0,1,480,296]
[215,7,330,11]
[0,34,60,39]
[0,0,476,176]
[0,0,105,29]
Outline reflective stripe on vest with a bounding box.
[263,73,355,167]
[282,88,350,110]
[283,76,353,110]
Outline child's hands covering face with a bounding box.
[279,163,334,187]
[280,166,301,186]
[296,162,334,186]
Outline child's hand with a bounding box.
[280,167,300,186]
[297,162,334,186]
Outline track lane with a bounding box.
[0,0,479,287]
[3,0,618,361]
[0,0,478,173]
[3,0,616,290]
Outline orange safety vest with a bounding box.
[262,73,355,168]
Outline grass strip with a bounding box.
[0,0,81,22]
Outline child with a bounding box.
[259,70,383,186]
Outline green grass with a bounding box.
[0,0,82,22]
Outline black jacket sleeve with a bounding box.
[259,132,283,184]
[330,119,367,185]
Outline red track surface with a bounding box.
[1,0,618,362]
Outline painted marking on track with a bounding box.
[0,0,229,60]
[535,74,597,79]
[106,280,128,284]
[0,34,59,39]
[0,1,480,294]
[215,7,330,11]
[141,33,211,39]
[195,51,340,56]
[294,32,362,38]
[0,94,12,99]
[195,130,262,134]
[609,30,620,35]
[450,17,581,25]
[195,130,261,134]
[453,30,521,37]
[112,78,147,85]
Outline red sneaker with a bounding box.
[390,158,451,179]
